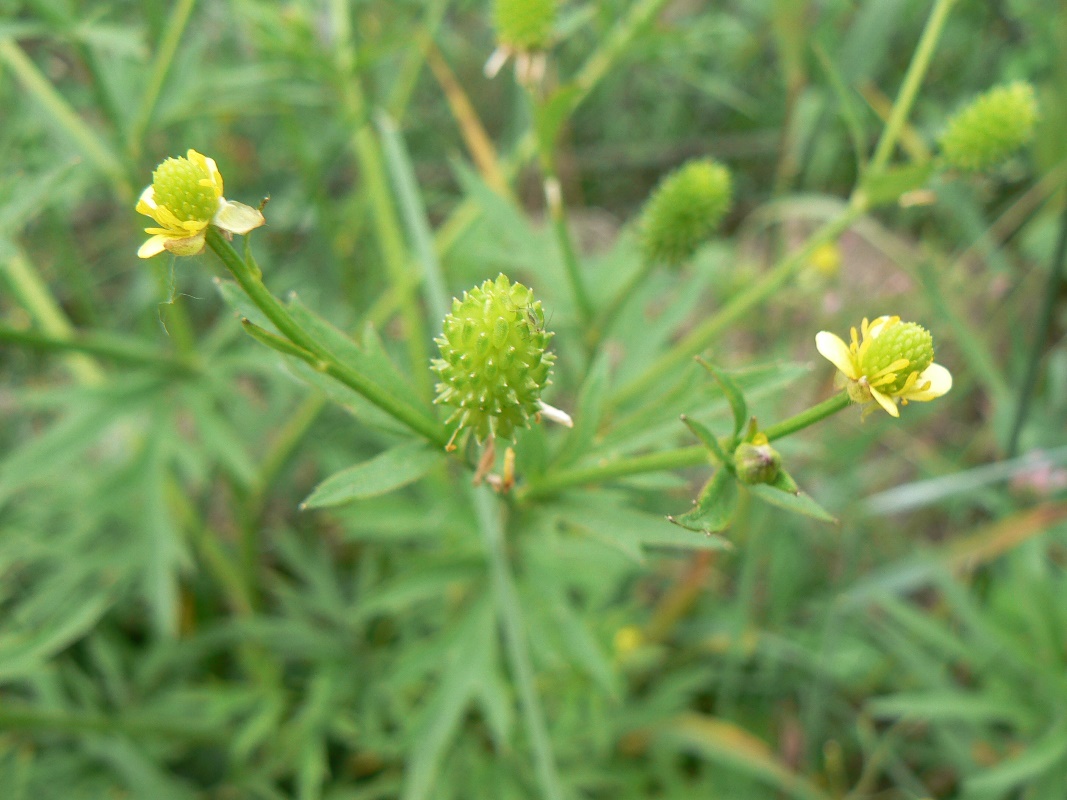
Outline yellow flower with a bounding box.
[816,316,951,418]
[136,149,264,259]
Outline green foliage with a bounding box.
[1,1,1065,799]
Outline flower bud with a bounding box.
[939,82,1038,172]
[639,159,732,267]
[733,442,781,486]
[432,274,555,443]
[493,0,556,51]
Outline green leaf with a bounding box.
[747,481,837,524]
[859,162,935,208]
[679,414,729,464]
[556,493,731,564]
[403,599,495,800]
[669,468,738,534]
[695,358,747,438]
[963,722,1067,795]
[301,441,444,509]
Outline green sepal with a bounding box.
[747,472,836,524]
[680,415,728,464]
[769,468,799,494]
[696,357,747,438]
[668,468,738,534]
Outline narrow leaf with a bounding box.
[747,482,837,523]
[302,442,444,509]
[695,358,747,438]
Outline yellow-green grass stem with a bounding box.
[0,39,133,200]
[128,0,198,157]
[867,0,957,176]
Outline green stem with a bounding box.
[206,229,448,448]
[0,324,198,376]
[867,0,956,176]
[128,0,198,155]
[531,94,594,323]
[762,392,851,441]
[520,446,709,501]
[614,203,865,409]
[1007,200,1067,456]
[471,487,565,800]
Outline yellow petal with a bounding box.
[135,185,157,216]
[815,331,857,378]
[866,315,895,338]
[137,234,168,259]
[213,199,265,234]
[869,386,900,417]
[188,149,223,197]
[903,363,952,402]
[162,230,207,256]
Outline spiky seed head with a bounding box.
[733,442,781,486]
[859,321,933,393]
[432,274,555,443]
[639,159,732,267]
[939,82,1039,172]
[494,0,556,51]
[152,156,219,223]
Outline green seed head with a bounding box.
[152,155,218,222]
[639,159,732,267]
[494,0,556,50]
[733,442,781,486]
[432,274,555,443]
[939,82,1039,172]
[859,320,933,393]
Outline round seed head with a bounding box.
[494,0,556,50]
[859,320,933,393]
[939,82,1039,172]
[639,159,732,267]
[432,274,555,442]
[152,155,219,222]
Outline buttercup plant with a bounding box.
[8,0,1045,796]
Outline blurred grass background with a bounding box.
[2,0,1067,798]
